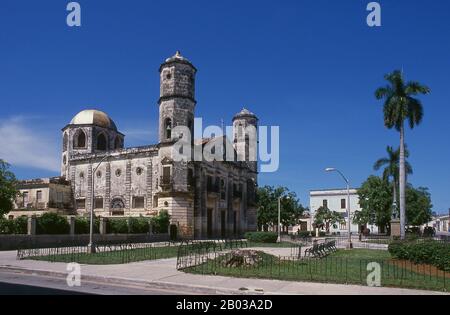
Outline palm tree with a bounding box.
[375,70,430,239]
[374,145,413,216]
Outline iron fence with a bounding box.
[176,239,248,270]
[17,241,178,264]
[181,252,448,292]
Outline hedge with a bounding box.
[0,216,28,235]
[36,213,70,235]
[245,232,278,243]
[388,240,450,272]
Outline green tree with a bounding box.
[374,145,413,217]
[256,186,305,232]
[0,160,19,216]
[406,186,433,227]
[375,70,430,239]
[356,176,392,233]
[313,206,344,234]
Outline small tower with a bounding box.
[61,109,124,179]
[233,108,258,173]
[158,51,197,143]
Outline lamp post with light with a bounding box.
[277,196,290,243]
[325,168,353,249]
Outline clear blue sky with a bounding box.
[1,0,449,214]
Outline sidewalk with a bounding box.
[0,250,446,295]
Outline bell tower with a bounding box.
[158,51,197,143]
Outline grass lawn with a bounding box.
[183,249,448,292]
[27,245,179,265]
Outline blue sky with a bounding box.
[0,0,449,214]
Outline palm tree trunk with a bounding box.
[399,124,406,240]
[393,181,397,213]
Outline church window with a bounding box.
[96,171,102,178]
[165,118,172,140]
[164,201,169,207]
[63,133,68,151]
[63,155,67,165]
[162,166,171,184]
[76,199,86,209]
[132,196,145,209]
[74,130,86,149]
[79,172,84,179]
[115,169,122,177]
[95,197,104,209]
[136,167,143,176]
[166,72,172,80]
[97,133,107,151]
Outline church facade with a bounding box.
[11,52,258,239]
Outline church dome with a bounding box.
[233,108,257,120]
[70,109,118,131]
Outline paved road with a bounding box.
[0,270,187,295]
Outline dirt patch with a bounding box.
[389,259,450,278]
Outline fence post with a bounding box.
[99,217,108,235]
[68,216,75,235]
[27,216,36,236]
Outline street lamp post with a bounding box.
[325,168,353,249]
[88,154,110,254]
[277,196,290,243]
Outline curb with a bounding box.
[0,266,262,295]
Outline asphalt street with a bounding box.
[0,270,185,295]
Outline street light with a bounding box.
[325,167,353,249]
[88,154,110,254]
[277,196,290,243]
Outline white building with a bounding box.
[309,188,379,234]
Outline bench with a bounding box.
[304,240,337,258]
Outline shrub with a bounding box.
[318,231,326,237]
[422,226,435,238]
[150,210,170,234]
[0,217,15,234]
[297,231,311,238]
[244,232,278,243]
[128,217,149,234]
[74,217,90,234]
[108,218,129,234]
[388,240,450,272]
[13,216,28,234]
[36,213,70,235]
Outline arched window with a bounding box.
[97,133,107,151]
[114,136,122,149]
[165,118,172,140]
[63,133,68,151]
[238,124,243,138]
[73,130,86,149]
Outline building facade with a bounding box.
[11,52,258,239]
[310,188,379,234]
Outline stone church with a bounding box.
[11,52,258,239]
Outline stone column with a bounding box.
[390,219,401,238]
[99,217,108,235]
[27,216,36,235]
[69,216,76,235]
[125,159,132,212]
[105,162,111,215]
[146,158,153,210]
